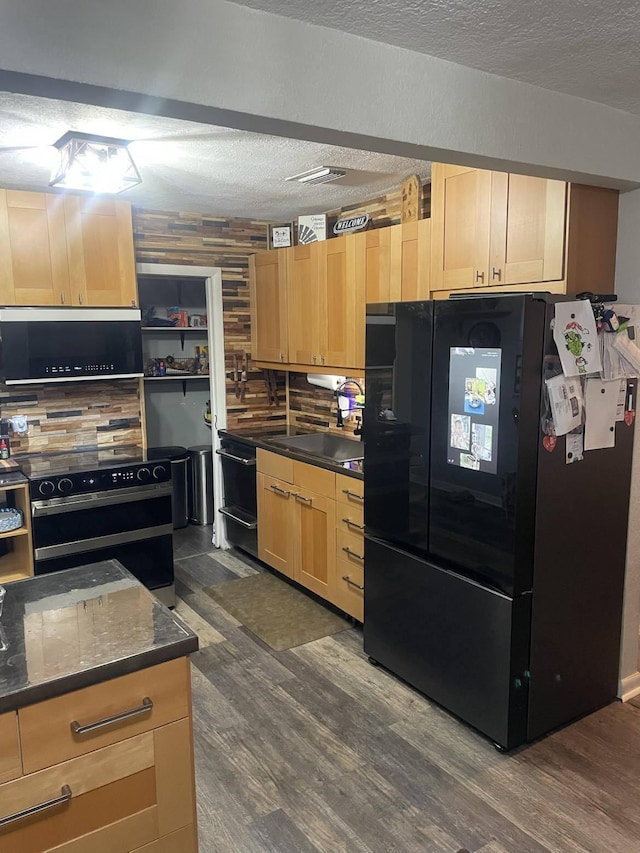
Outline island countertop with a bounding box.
[0,561,198,714]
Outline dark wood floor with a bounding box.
[173,526,640,853]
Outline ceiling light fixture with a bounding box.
[286,166,346,186]
[50,132,142,194]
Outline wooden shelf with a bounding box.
[0,569,31,583]
[0,526,28,541]
[142,327,208,332]
[144,375,209,381]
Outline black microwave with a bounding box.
[0,307,143,384]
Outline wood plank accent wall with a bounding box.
[0,380,143,456]
[288,373,364,437]
[133,208,286,429]
[326,180,431,231]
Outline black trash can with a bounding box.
[148,445,189,529]
[188,444,214,525]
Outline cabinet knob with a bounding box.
[492,267,502,281]
[475,270,485,284]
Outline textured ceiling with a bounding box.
[0,93,431,219]
[231,0,640,115]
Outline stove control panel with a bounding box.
[29,461,172,499]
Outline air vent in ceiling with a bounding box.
[285,167,346,186]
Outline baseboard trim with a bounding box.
[620,671,640,701]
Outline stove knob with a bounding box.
[38,480,55,497]
[58,478,73,494]
[136,467,151,482]
[152,465,168,481]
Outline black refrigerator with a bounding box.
[364,294,635,750]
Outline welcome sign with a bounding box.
[333,214,370,235]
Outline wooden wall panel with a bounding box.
[0,380,142,455]
[133,208,286,430]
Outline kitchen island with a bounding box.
[0,561,199,853]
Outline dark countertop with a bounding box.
[0,561,198,714]
[219,425,364,479]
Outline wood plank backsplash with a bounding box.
[287,373,364,437]
[0,380,143,456]
[133,207,286,430]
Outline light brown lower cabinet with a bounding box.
[0,658,197,853]
[257,450,364,621]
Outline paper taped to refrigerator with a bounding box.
[584,377,618,450]
[553,301,601,377]
[545,373,583,436]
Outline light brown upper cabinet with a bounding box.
[318,234,362,369]
[0,189,138,307]
[287,243,320,366]
[250,218,430,372]
[489,172,566,286]
[390,219,431,301]
[249,248,288,363]
[0,190,71,305]
[355,220,431,305]
[63,195,138,307]
[431,162,619,296]
[287,235,364,371]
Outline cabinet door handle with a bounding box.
[292,492,312,504]
[475,270,485,283]
[60,292,65,305]
[492,267,502,281]
[342,574,364,591]
[280,352,284,362]
[341,488,364,502]
[70,696,153,735]
[312,355,317,363]
[78,293,84,305]
[321,355,325,365]
[0,785,72,828]
[342,546,364,561]
[269,484,290,497]
[342,517,365,530]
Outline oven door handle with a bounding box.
[215,449,256,466]
[32,483,172,516]
[34,524,174,562]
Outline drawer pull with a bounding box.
[342,546,364,561]
[342,574,365,591]
[342,517,365,531]
[70,697,153,736]
[292,493,312,504]
[0,785,72,828]
[269,484,290,497]
[341,488,363,502]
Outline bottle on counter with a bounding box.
[0,439,9,459]
[158,360,166,376]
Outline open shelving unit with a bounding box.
[0,481,34,583]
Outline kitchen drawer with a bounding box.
[337,528,366,565]
[19,657,190,774]
[257,448,294,482]
[131,823,198,852]
[336,474,364,506]
[335,557,364,622]
[46,807,158,852]
[0,732,157,853]
[293,460,335,498]
[0,711,21,784]
[337,502,364,533]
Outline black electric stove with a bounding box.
[21,448,175,607]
